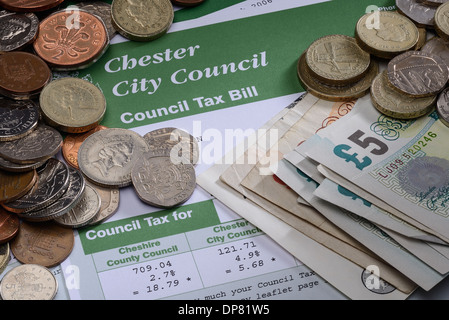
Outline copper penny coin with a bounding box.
[10,220,74,268]
[0,208,19,244]
[0,0,64,12]
[171,0,206,6]
[62,125,108,170]
[387,51,449,97]
[0,169,37,204]
[33,9,109,71]
[0,52,52,100]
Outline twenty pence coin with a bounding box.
[132,155,196,208]
[0,12,39,52]
[371,71,437,119]
[305,34,371,86]
[0,264,58,300]
[396,0,437,28]
[111,0,174,41]
[387,51,449,97]
[10,220,74,268]
[78,128,150,188]
[40,78,106,134]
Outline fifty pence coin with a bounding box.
[111,0,174,41]
[10,220,74,268]
[131,154,196,208]
[387,51,449,97]
[0,124,63,165]
[20,167,86,222]
[0,12,39,52]
[62,125,108,170]
[88,182,120,225]
[305,34,371,86]
[33,9,109,71]
[0,98,39,142]
[0,52,52,100]
[78,128,150,188]
[143,127,200,165]
[55,184,101,228]
[0,208,19,244]
[0,0,64,12]
[437,87,449,127]
[40,78,106,134]
[0,169,37,204]
[0,264,58,300]
[371,70,437,119]
[2,159,70,214]
[355,11,419,59]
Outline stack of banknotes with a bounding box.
[197,90,449,299]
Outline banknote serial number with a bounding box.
[375,131,437,179]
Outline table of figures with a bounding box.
[83,218,343,300]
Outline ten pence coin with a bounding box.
[10,220,74,268]
[0,264,58,300]
[78,128,150,188]
[40,78,106,134]
[305,34,371,86]
[111,0,174,41]
[33,9,109,71]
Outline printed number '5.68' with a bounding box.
[333,130,389,171]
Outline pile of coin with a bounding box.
[0,0,205,300]
[298,1,449,123]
